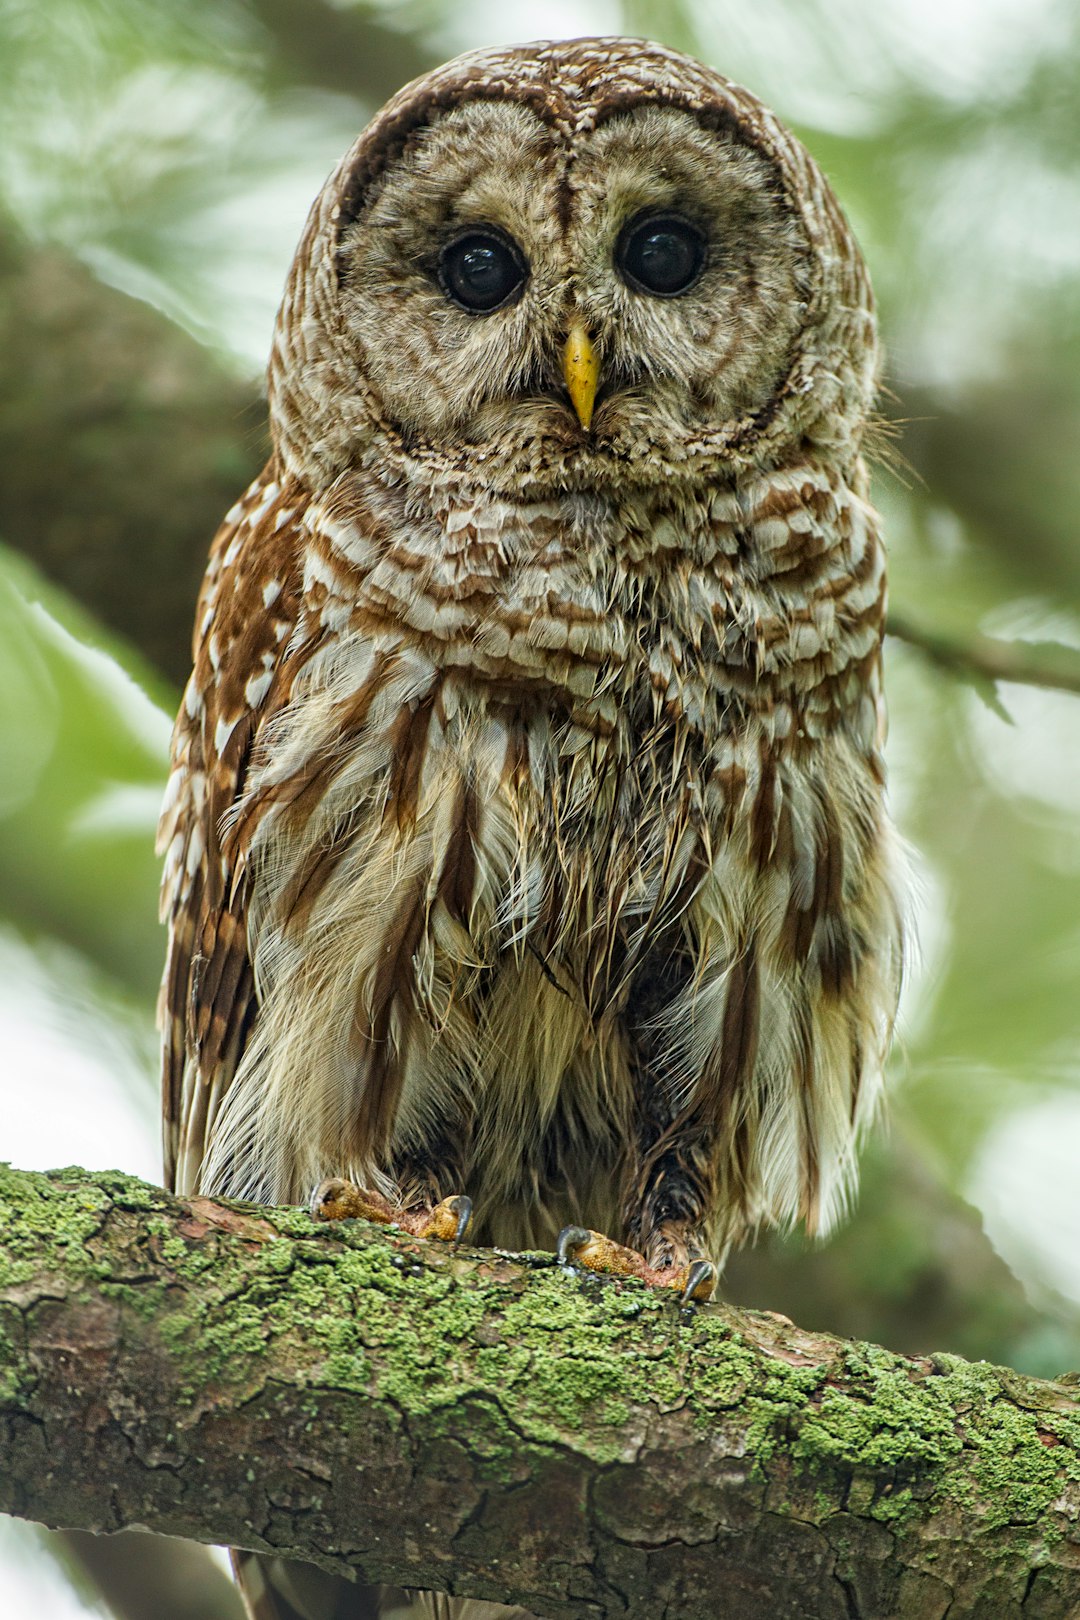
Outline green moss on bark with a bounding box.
[3,1164,1080,1617]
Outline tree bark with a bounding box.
[1,1165,1078,1620]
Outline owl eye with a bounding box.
[616,212,707,298]
[438,228,528,313]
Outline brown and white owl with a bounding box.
[159,35,904,1620]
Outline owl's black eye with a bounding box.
[615,212,707,298]
[438,228,527,313]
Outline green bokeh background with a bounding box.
[1,2,1079,1614]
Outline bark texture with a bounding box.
[1,1164,1079,1620]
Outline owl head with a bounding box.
[268,38,878,499]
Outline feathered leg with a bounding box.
[556,940,719,1303]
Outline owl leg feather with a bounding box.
[553,943,719,1304]
[311,1179,473,1246]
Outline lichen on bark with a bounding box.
[2,1163,1079,1619]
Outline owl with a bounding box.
[159,35,904,1620]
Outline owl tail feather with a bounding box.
[231,1550,537,1620]
[231,1549,386,1620]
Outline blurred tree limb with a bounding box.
[887,612,1080,698]
[0,223,266,686]
[900,381,1080,604]
[247,0,433,100]
[3,1165,1080,1620]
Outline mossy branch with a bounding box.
[1,1165,1079,1619]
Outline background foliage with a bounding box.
[2,1,1079,1614]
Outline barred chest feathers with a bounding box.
[197,454,903,1258]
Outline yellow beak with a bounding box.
[562,323,599,431]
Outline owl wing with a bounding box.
[158,465,305,1195]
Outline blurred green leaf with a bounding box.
[0,543,169,997]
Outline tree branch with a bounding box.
[887,611,1080,698]
[2,1165,1079,1619]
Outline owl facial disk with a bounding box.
[328,95,822,490]
[562,324,599,431]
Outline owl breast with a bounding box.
[201,451,900,1256]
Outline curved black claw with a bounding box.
[556,1225,593,1267]
[680,1259,717,1307]
[448,1194,473,1249]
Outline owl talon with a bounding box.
[312,1181,473,1248]
[556,1225,651,1282]
[679,1259,718,1306]
[556,1225,592,1266]
[310,1178,394,1225]
[557,1225,717,1302]
[417,1193,473,1247]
